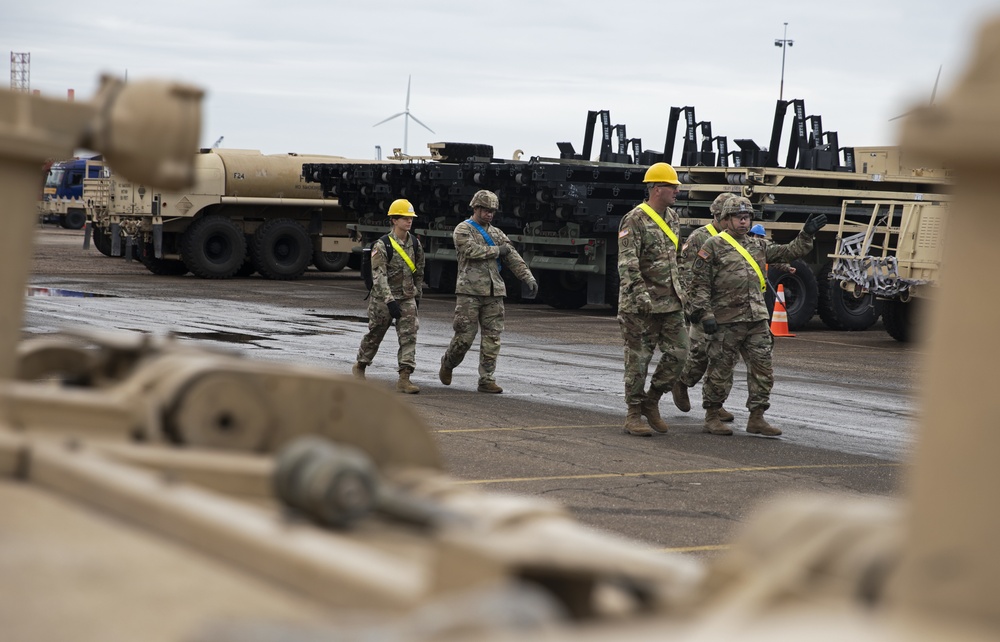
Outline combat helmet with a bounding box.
[721,196,755,219]
[469,190,499,210]
[709,193,737,219]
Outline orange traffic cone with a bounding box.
[770,283,796,337]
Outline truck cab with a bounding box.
[40,156,106,229]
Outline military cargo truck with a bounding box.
[304,102,950,328]
[827,199,946,341]
[87,148,365,279]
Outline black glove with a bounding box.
[803,213,827,236]
[702,318,718,334]
[525,278,539,298]
[387,300,402,320]
[498,244,511,257]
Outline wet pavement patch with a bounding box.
[174,331,270,346]
[306,313,369,323]
[26,286,114,298]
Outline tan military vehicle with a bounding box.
[86,148,365,279]
[828,199,947,341]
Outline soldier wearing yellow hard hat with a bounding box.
[616,162,688,436]
[353,198,425,393]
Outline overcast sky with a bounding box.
[5,1,999,162]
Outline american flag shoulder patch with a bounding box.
[618,228,630,238]
[697,249,710,260]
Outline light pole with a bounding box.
[774,22,794,101]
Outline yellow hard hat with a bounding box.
[643,162,680,185]
[388,198,416,217]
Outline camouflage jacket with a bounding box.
[617,203,685,313]
[371,232,424,304]
[679,222,724,294]
[453,220,533,297]
[690,231,813,324]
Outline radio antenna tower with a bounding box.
[10,52,29,92]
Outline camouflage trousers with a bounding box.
[702,319,773,411]
[679,321,711,388]
[442,295,505,384]
[356,298,419,372]
[617,310,689,406]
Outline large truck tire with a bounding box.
[181,214,247,279]
[250,218,312,280]
[768,259,817,330]
[62,209,87,230]
[882,298,916,342]
[313,249,351,272]
[92,226,113,257]
[817,261,882,331]
[140,250,189,276]
[540,270,588,310]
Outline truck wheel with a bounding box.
[140,253,189,276]
[181,214,247,279]
[92,226,113,257]
[817,261,882,331]
[540,271,588,310]
[313,249,351,272]
[250,218,312,280]
[883,299,916,342]
[768,259,817,330]
[62,209,86,230]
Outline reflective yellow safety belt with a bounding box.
[707,223,719,236]
[719,231,766,292]
[388,235,416,273]
[639,203,679,251]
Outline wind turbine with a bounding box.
[889,65,942,121]
[373,75,435,155]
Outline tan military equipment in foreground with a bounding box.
[85,148,367,279]
[4,12,1000,639]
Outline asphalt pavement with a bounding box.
[24,227,916,553]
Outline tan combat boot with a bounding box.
[352,362,366,379]
[439,358,453,386]
[671,381,691,412]
[640,390,670,433]
[718,407,735,422]
[703,407,733,436]
[477,381,503,394]
[623,405,652,436]
[746,408,781,436]
[396,368,420,394]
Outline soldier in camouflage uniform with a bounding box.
[617,162,688,436]
[439,190,538,394]
[352,198,425,394]
[672,192,738,421]
[689,197,827,436]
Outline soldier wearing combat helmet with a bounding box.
[672,192,739,421]
[689,196,826,436]
[616,162,688,436]
[439,190,537,393]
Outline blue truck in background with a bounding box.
[39,156,106,229]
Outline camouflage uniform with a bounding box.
[677,219,727,389]
[617,202,688,407]
[689,228,813,411]
[441,220,534,385]
[356,232,424,372]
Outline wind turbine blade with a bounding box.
[931,64,942,104]
[406,75,412,110]
[409,113,435,134]
[373,112,406,127]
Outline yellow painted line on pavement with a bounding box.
[659,544,731,553]
[454,462,899,485]
[436,424,619,434]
